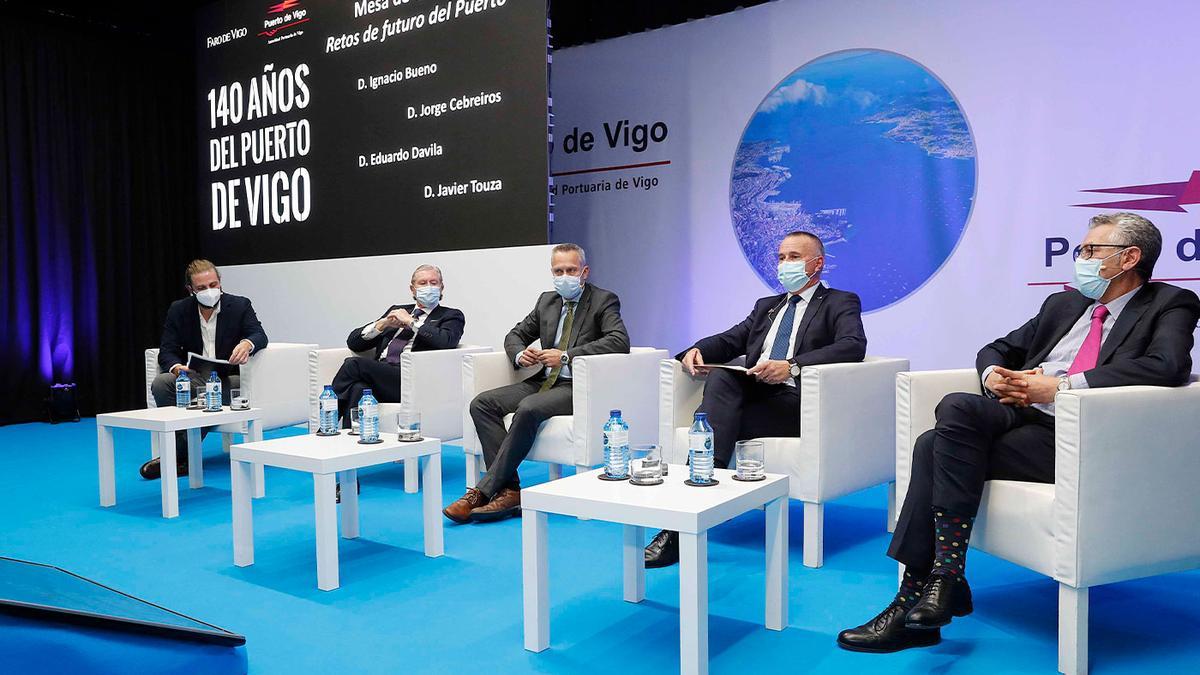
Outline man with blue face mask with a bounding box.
[839,212,1200,654]
[644,230,867,568]
[332,264,465,427]
[444,243,630,523]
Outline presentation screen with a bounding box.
[196,0,549,264]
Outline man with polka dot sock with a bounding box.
[838,213,1200,653]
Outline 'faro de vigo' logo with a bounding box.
[730,49,977,312]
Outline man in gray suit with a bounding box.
[443,243,630,523]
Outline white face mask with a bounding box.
[195,288,222,307]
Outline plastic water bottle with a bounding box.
[318,385,338,434]
[359,389,379,442]
[174,370,190,408]
[205,371,222,411]
[603,409,630,478]
[688,412,715,484]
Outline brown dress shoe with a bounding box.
[470,487,521,522]
[139,458,189,480]
[443,488,488,523]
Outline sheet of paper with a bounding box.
[186,352,231,369]
[702,364,749,373]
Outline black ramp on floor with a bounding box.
[0,556,245,646]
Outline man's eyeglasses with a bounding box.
[1072,243,1132,260]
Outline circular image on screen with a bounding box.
[730,49,976,312]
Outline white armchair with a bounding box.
[460,348,669,487]
[309,345,492,493]
[144,342,316,436]
[660,356,909,568]
[896,369,1200,674]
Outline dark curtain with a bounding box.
[0,11,198,424]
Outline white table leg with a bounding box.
[159,431,179,519]
[314,473,339,591]
[547,464,562,481]
[232,459,255,567]
[247,421,265,499]
[679,531,709,675]
[886,481,898,533]
[187,428,203,489]
[97,424,116,507]
[523,509,549,652]
[421,452,444,557]
[623,525,645,603]
[339,469,359,539]
[150,433,161,464]
[765,496,788,630]
[404,458,419,494]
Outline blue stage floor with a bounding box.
[1,419,1196,673]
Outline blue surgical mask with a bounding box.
[414,285,441,307]
[1073,249,1127,300]
[553,274,584,301]
[777,260,812,293]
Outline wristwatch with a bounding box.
[560,352,570,366]
[1057,376,1071,392]
[788,359,801,378]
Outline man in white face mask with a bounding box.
[332,264,466,426]
[644,230,867,568]
[840,212,1200,655]
[143,259,269,480]
[444,243,630,524]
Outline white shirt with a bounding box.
[754,283,821,386]
[198,303,221,360]
[361,304,434,361]
[982,286,1139,415]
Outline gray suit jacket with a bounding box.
[503,284,631,377]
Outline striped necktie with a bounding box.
[768,295,803,360]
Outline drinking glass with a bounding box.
[630,444,664,485]
[397,409,422,441]
[734,440,765,480]
[230,387,248,410]
[349,407,361,435]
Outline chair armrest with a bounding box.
[658,359,704,464]
[145,348,160,408]
[895,369,982,516]
[571,348,670,467]
[1052,382,1200,587]
[401,345,493,440]
[461,351,539,456]
[221,342,316,432]
[308,347,357,431]
[796,356,910,502]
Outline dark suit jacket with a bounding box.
[977,282,1200,388]
[683,284,867,373]
[504,285,630,376]
[158,294,269,375]
[347,304,466,360]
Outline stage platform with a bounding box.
[1,419,1195,673]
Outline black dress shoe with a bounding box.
[138,458,188,480]
[837,601,942,653]
[644,530,679,568]
[905,573,973,629]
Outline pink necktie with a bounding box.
[1066,305,1110,376]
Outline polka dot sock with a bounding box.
[930,507,974,578]
[894,566,929,609]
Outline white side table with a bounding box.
[96,407,265,518]
[229,433,443,591]
[521,468,789,675]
